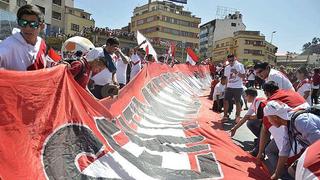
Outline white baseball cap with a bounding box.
[85,47,104,62]
[264,100,292,120]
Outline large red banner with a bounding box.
[0,64,269,179]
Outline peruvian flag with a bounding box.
[186,47,199,65]
[47,48,62,62]
[166,42,176,64]
[137,30,158,62]
[168,42,175,58]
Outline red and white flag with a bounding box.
[186,47,199,65]
[166,42,176,64]
[47,48,62,62]
[137,31,158,62]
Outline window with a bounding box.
[216,44,220,48]
[52,11,61,20]
[36,5,45,15]
[226,42,229,46]
[141,27,158,34]
[71,23,79,32]
[254,41,263,46]
[53,0,61,6]
[221,43,225,47]
[231,23,236,27]
[244,49,263,55]
[146,16,154,22]
[137,19,144,25]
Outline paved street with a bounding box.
[221,90,265,152]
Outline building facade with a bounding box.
[276,53,320,67]
[200,11,246,58]
[0,0,92,36]
[65,0,73,7]
[199,20,215,59]
[213,31,278,65]
[212,37,234,62]
[0,8,17,40]
[64,6,95,35]
[130,0,201,61]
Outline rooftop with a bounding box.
[133,1,200,19]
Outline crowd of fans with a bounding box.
[0,5,319,180]
[209,54,320,179]
[82,26,135,40]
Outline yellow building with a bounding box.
[213,31,277,65]
[131,1,201,61]
[64,6,95,35]
[212,37,234,62]
[234,31,266,64]
[265,41,278,65]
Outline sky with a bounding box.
[75,0,320,53]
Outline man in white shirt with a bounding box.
[130,51,142,81]
[230,88,266,156]
[254,62,294,91]
[114,48,130,89]
[212,76,227,112]
[222,54,246,122]
[295,67,311,104]
[129,41,147,81]
[247,68,256,87]
[0,4,47,71]
[87,37,121,99]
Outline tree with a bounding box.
[312,37,319,45]
[303,42,312,51]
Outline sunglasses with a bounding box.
[18,19,41,29]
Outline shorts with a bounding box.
[224,88,243,103]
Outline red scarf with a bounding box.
[27,39,47,71]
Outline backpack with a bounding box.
[288,105,320,154]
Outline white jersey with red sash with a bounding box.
[296,140,320,180]
[295,79,311,105]
[266,69,294,90]
[267,102,309,164]
[114,55,128,85]
[130,54,142,80]
[0,32,47,71]
[245,97,266,116]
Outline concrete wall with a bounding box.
[65,13,94,35]
[213,18,246,43]
[29,0,52,24]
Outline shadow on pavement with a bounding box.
[232,139,255,151]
